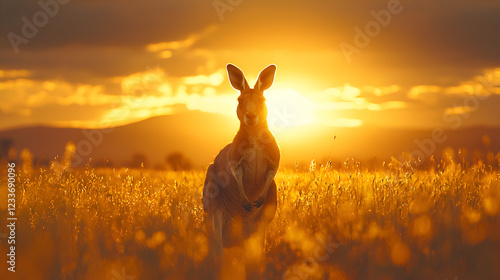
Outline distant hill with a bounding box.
[0,111,499,169]
[0,111,238,169]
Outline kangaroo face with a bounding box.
[227,64,276,128]
[237,93,267,127]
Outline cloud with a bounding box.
[312,85,407,111]
[444,106,473,116]
[100,91,237,128]
[1,0,217,50]
[3,0,500,88]
[0,77,120,120]
[196,0,500,86]
[363,85,401,97]
[1,0,500,130]
[183,70,225,86]
[0,69,31,79]
[121,67,171,97]
[407,85,441,104]
[146,39,196,53]
[407,69,500,106]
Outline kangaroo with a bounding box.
[203,64,279,278]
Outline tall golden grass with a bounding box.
[2,144,500,280]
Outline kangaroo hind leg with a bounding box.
[212,209,224,256]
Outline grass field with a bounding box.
[2,147,500,280]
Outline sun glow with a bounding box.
[265,89,316,129]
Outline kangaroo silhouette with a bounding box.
[203,64,280,278]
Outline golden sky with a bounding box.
[1,0,500,132]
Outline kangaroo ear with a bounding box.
[255,64,276,92]
[227,64,249,92]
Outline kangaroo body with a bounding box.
[204,127,279,247]
[202,64,279,277]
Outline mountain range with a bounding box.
[1,111,499,169]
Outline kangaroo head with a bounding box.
[227,64,276,127]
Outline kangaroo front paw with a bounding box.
[252,196,265,208]
[242,200,253,211]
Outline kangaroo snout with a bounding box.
[246,112,257,119]
[244,112,259,125]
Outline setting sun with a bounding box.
[266,89,316,129]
